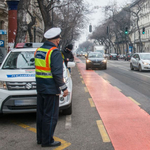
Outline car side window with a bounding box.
[133,54,136,59]
[136,54,140,59]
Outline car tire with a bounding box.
[130,63,134,70]
[86,65,88,70]
[104,64,107,70]
[62,102,72,115]
[139,64,142,72]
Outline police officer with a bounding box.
[35,27,68,147]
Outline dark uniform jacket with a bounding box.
[35,41,67,94]
[61,49,74,67]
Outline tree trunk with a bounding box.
[14,0,30,47]
[37,0,53,42]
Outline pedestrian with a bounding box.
[34,27,68,147]
[61,44,74,73]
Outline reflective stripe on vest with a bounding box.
[35,47,57,78]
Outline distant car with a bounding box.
[125,53,132,61]
[82,52,87,57]
[109,53,118,60]
[130,53,150,72]
[86,52,107,70]
[119,54,125,59]
[76,52,81,57]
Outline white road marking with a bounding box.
[65,115,72,129]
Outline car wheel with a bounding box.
[86,65,88,70]
[62,102,72,115]
[139,64,142,72]
[130,63,134,70]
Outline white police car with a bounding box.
[0,47,75,115]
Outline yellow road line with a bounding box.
[128,97,141,105]
[82,80,85,84]
[114,86,121,91]
[96,120,110,143]
[80,76,83,79]
[13,122,71,150]
[88,98,95,107]
[84,87,88,92]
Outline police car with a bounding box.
[0,44,75,115]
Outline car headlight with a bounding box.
[102,59,107,63]
[142,61,149,65]
[0,81,7,89]
[86,59,91,63]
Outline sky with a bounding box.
[75,0,132,47]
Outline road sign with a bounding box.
[0,30,7,35]
[0,40,4,47]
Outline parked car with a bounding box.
[130,53,150,72]
[119,54,125,59]
[125,53,132,61]
[86,52,107,70]
[109,53,118,60]
[0,45,75,115]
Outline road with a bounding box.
[80,57,150,115]
[1,57,150,150]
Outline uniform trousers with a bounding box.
[36,93,59,145]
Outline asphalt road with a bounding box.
[80,56,150,115]
[0,63,114,150]
[1,57,150,150]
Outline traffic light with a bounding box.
[125,27,128,34]
[142,27,145,34]
[89,24,92,32]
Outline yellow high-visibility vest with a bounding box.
[34,47,57,78]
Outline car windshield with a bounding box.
[88,53,103,58]
[111,54,117,56]
[2,51,35,69]
[140,53,150,60]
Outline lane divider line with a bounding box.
[128,97,141,105]
[12,121,71,150]
[84,87,88,92]
[65,115,72,129]
[96,120,111,143]
[80,76,83,79]
[114,86,121,91]
[82,80,85,84]
[88,98,95,107]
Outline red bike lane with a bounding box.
[75,57,150,150]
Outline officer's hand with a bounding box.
[67,58,69,61]
[63,89,68,97]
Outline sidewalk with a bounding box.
[75,57,150,150]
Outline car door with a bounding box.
[132,54,137,67]
[134,54,140,68]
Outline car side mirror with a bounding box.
[30,58,34,62]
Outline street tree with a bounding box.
[14,0,30,46]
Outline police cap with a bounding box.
[44,27,61,40]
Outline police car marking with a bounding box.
[7,74,35,78]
